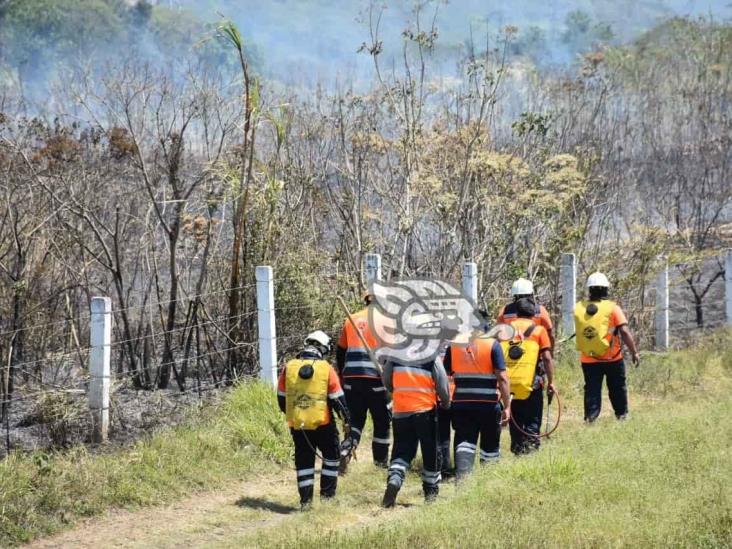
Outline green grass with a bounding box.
[0,382,291,546]
[1,331,731,547]
[283,394,731,548]
[228,330,732,548]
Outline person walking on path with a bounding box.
[501,297,556,454]
[574,272,640,422]
[444,333,511,478]
[336,293,391,469]
[278,331,350,510]
[380,355,451,508]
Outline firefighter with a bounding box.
[277,331,350,510]
[498,278,555,349]
[444,332,511,478]
[574,272,640,422]
[336,293,390,469]
[501,297,556,455]
[381,355,451,508]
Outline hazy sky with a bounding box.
[178,0,732,86]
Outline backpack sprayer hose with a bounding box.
[298,418,354,463]
[299,427,325,462]
[509,389,562,439]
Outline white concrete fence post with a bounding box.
[726,249,732,327]
[462,262,478,303]
[655,260,670,350]
[365,253,382,285]
[89,296,111,443]
[256,266,278,387]
[560,253,577,337]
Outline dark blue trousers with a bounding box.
[344,381,391,464]
[388,410,440,497]
[581,360,628,421]
[437,406,452,472]
[452,404,502,474]
[509,388,543,455]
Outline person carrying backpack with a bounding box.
[277,331,350,510]
[498,278,554,350]
[501,297,556,455]
[574,272,640,422]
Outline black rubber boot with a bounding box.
[423,484,439,504]
[382,482,400,508]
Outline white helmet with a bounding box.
[586,272,610,288]
[304,330,331,352]
[511,278,534,296]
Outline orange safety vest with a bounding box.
[450,337,499,404]
[341,309,380,380]
[499,302,552,335]
[391,362,437,414]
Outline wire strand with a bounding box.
[109,310,257,348]
[110,282,258,315]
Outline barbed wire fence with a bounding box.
[1,250,731,457]
[0,260,365,456]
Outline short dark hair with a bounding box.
[515,297,536,318]
[589,286,608,300]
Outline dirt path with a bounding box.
[27,412,585,548]
[27,445,428,548]
[29,471,297,549]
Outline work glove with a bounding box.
[631,351,641,368]
[547,383,557,405]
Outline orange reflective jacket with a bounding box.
[338,308,380,380]
[450,337,499,404]
[392,362,437,414]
